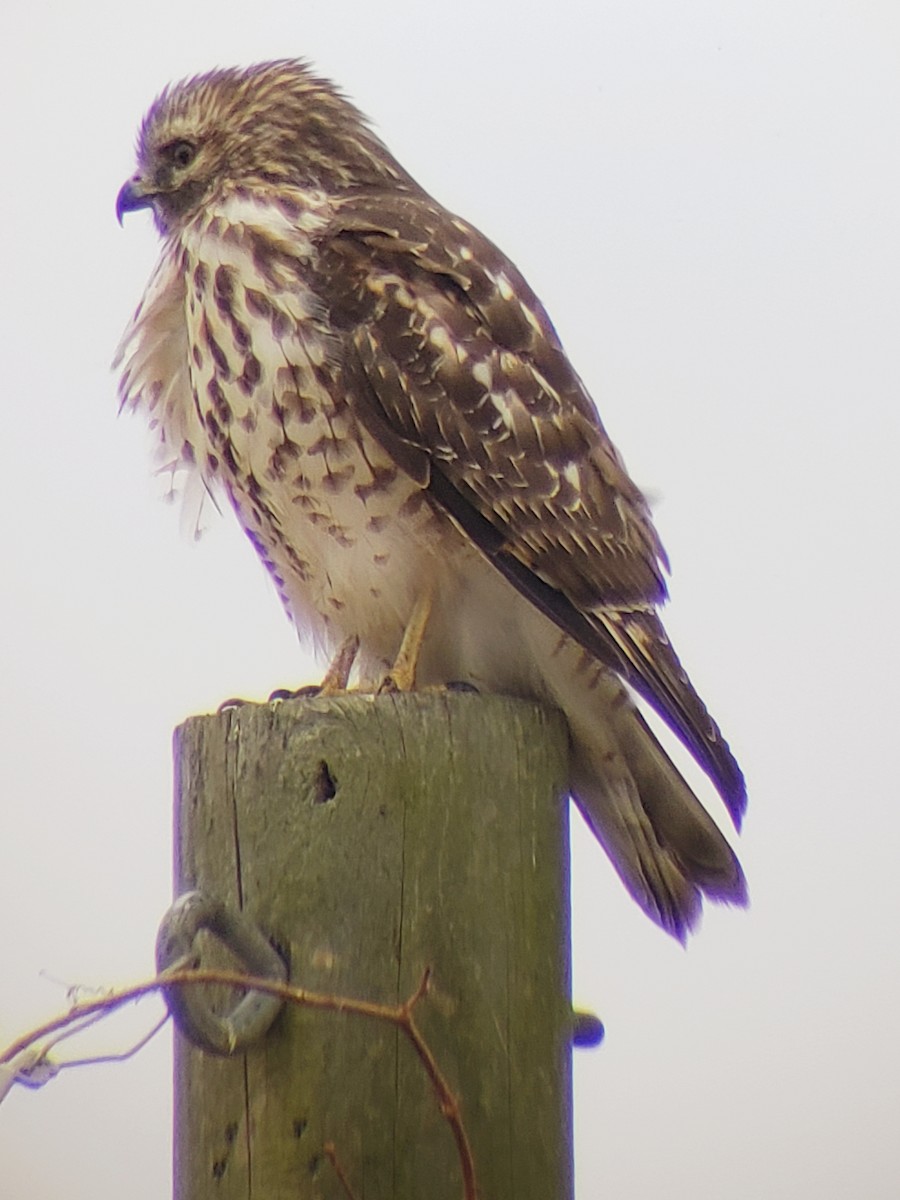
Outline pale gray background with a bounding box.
[2,2,898,1196]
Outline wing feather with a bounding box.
[314,193,745,822]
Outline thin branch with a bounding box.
[323,1141,360,1200]
[2,967,477,1200]
[58,1012,170,1072]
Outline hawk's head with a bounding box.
[116,60,413,234]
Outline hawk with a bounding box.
[116,60,746,940]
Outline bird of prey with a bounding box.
[116,60,747,940]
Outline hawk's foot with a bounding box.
[268,684,322,702]
[375,678,481,696]
[268,634,361,701]
[381,587,435,692]
[375,672,403,695]
[319,634,360,694]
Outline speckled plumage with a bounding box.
[116,60,747,938]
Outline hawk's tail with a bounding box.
[588,608,748,831]
[572,700,747,940]
[528,620,747,940]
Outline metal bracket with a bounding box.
[156,891,287,1056]
[572,1010,605,1048]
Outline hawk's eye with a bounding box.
[167,139,197,170]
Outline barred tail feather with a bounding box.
[528,616,747,940]
[591,609,748,829]
[569,701,747,940]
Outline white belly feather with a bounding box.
[116,192,469,673]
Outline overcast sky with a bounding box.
[2,2,898,1197]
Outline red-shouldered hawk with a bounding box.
[116,60,746,939]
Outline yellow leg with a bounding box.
[263,634,360,703]
[380,585,435,693]
[319,634,360,694]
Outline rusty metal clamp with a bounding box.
[156,891,287,1056]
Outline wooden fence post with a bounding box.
[170,691,572,1199]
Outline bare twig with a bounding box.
[59,1012,169,1072]
[323,1141,360,1200]
[2,967,478,1200]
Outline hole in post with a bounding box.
[313,760,337,804]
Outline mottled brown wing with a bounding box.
[315,193,745,823]
[323,193,668,606]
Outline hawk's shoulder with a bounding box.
[309,189,669,610]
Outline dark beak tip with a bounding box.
[116,178,150,225]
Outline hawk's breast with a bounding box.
[119,193,460,662]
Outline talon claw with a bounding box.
[268,686,318,702]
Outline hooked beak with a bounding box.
[116,176,155,225]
